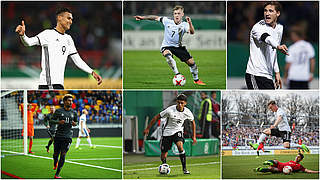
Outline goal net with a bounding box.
[1,90,28,156]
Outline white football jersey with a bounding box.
[276,108,291,132]
[79,114,87,130]
[286,40,315,81]
[246,20,283,80]
[36,29,90,85]
[160,105,194,136]
[158,17,190,49]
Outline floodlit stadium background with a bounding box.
[1,2,122,89]
[227,1,319,89]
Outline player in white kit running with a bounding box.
[249,101,309,152]
[245,2,289,90]
[15,7,102,89]
[134,5,205,85]
[144,94,197,174]
[284,28,316,89]
[75,109,95,149]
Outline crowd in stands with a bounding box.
[2,2,121,69]
[222,126,319,147]
[228,1,318,43]
[18,90,122,125]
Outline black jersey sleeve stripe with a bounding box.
[261,33,270,42]
[44,46,51,86]
[69,52,78,56]
[36,36,41,45]
[160,17,163,23]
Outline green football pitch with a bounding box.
[222,154,319,179]
[123,50,226,89]
[1,137,122,179]
[123,154,220,179]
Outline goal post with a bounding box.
[1,90,28,156]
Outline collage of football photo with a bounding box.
[1,0,319,180]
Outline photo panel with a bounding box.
[123,90,221,179]
[1,90,122,178]
[123,1,226,89]
[227,1,319,90]
[1,1,122,89]
[222,90,319,179]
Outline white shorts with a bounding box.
[78,128,89,137]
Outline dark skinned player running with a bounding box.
[50,94,78,179]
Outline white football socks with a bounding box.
[189,64,199,80]
[87,137,92,147]
[290,143,302,148]
[76,137,81,148]
[165,54,179,75]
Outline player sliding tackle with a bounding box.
[144,94,197,174]
[134,5,205,85]
[15,7,102,89]
[249,101,309,152]
[255,153,318,174]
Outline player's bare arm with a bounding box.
[309,58,315,82]
[275,72,282,89]
[143,113,161,135]
[191,120,197,144]
[185,16,195,34]
[134,15,159,21]
[304,168,319,174]
[277,44,289,55]
[271,115,282,129]
[58,120,65,124]
[92,71,102,85]
[72,121,77,126]
[15,20,25,36]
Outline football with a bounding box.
[282,166,292,175]
[173,74,186,86]
[158,164,171,174]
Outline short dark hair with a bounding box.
[56,7,72,17]
[298,153,304,160]
[264,1,282,12]
[176,94,187,102]
[63,94,73,102]
[268,100,276,106]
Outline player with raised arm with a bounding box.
[15,7,102,89]
[245,2,289,89]
[284,28,316,89]
[134,5,205,85]
[143,94,197,174]
[75,109,95,149]
[50,94,78,179]
[255,153,319,174]
[249,101,309,152]
[44,105,57,153]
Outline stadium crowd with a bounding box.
[18,90,122,125]
[222,126,319,147]
[2,2,121,69]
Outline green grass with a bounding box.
[124,50,226,89]
[1,137,122,179]
[123,154,220,179]
[222,154,319,179]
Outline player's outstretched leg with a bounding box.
[289,142,309,152]
[55,152,66,178]
[87,136,95,149]
[301,144,309,152]
[249,142,259,150]
[46,138,53,153]
[254,167,271,173]
[53,152,59,170]
[164,53,179,75]
[185,59,205,85]
[160,152,167,164]
[179,150,190,174]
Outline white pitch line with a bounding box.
[125,162,220,172]
[68,158,122,161]
[79,144,122,148]
[2,150,122,172]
